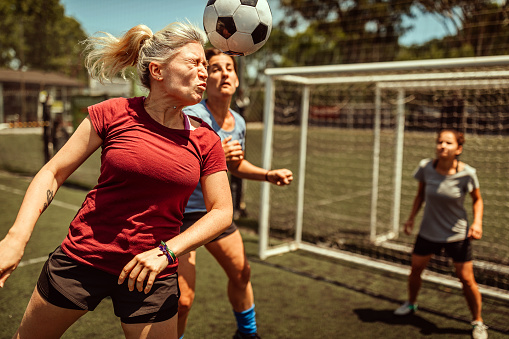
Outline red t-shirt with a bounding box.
[60,97,227,277]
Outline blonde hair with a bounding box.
[83,22,207,89]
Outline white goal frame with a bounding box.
[258,55,509,301]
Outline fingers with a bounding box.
[0,269,12,288]
[223,139,243,162]
[118,258,137,286]
[403,221,413,235]
[135,267,150,292]
[270,169,294,186]
[144,271,158,294]
[470,229,482,240]
[227,150,244,162]
[128,265,145,292]
[221,136,233,145]
[118,249,168,293]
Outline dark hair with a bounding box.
[438,128,465,146]
[204,48,238,75]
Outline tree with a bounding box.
[276,0,416,65]
[398,1,509,60]
[0,0,87,79]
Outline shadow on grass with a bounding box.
[354,309,471,336]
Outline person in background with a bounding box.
[179,48,293,339]
[51,114,69,154]
[0,22,232,339]
[394,129,487,339]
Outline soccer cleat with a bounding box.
[233,330,261,339]
[471,321,488,339]
[394,301,417,316]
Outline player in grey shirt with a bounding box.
[414,157,479,243]
[394,129,487,339]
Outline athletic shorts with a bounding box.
[36,246,179,324]
[412,235,472,263]
[180,211,237,242]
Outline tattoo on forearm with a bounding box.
[39,189,54,214]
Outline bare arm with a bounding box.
[0,116,102,287]
[467,188,484,239]
[169,170,233,254]
[223,137,293,186]
[118,170,233,293]
[231,159,293,186]
[404,181,425,236]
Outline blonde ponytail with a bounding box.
[83,25,153,83]
[82,21,207,90]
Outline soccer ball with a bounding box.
[203,0,272,56]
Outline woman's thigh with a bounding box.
[122,313,178,339]
[14,287,87,339]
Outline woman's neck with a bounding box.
[144,96,185,129]
[435,158,458,175]
[206,97,235,131]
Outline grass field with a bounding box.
[1,128,507,261]
[1,128,509,338]
[0,171,508,338]
[237,126,509,291]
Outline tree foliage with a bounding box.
[250,0,509,73]
[398,1,509,60]
[276,0,416,65]
[0,0,87,79]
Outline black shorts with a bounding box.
[180,211,237,242]
[36,247,179,324]
[412,235,473,263]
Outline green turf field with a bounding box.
[0,171,508,338]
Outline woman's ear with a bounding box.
[456,145,463,156]
[148,62,162,81]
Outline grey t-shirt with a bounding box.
[415,158,480,243]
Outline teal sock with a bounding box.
[179,335,184,339]
[233,304,257,334]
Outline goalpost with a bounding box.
[258,55,509,301]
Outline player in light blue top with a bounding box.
[184,100,246,214]
[178,48,293,339]
[394,129,487,339]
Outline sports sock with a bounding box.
[179,335,184,339]
[233,304,257,334]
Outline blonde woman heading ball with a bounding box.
[0,22,232,339]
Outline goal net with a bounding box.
[257,56,509,300]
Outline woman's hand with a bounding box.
[118,247,169,294]
[468,222,483,240]
[0,236,25,288]
[222,136,244,162]
[266,169,293,186]
[403,219,414,236]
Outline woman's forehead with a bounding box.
[438,131,457,141]
[209,54,234,65]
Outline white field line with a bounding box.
[0,183,81,267]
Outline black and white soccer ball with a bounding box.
[203,0,272,56]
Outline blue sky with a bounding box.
[60,0,455,47]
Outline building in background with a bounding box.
[0,69,84,128]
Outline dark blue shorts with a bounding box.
[180,211,237,242]
[36,247,179,324]
[412,235,473,263]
